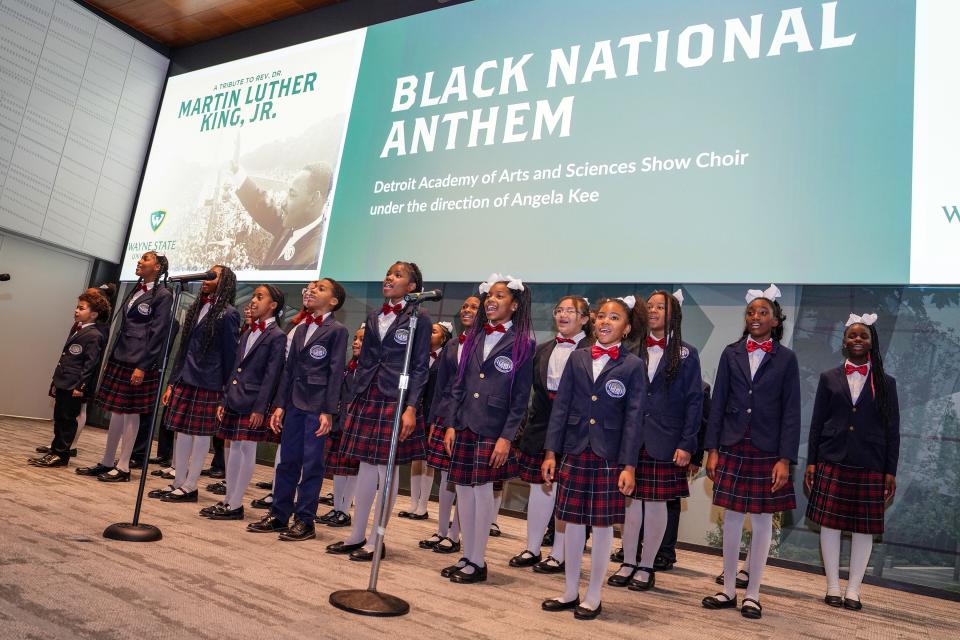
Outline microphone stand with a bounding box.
[330,296,433,616]
[103,280,185,542]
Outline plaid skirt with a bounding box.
[712,435,796,514]
[515,448,546,484]
[96,360,160,415]
[165,383,222,436]
[340,384,426,465]
[424,423,451,471]
[632,447,689,501]
[555,449,625,527]
[217,408,274,442]
[806,462,886,535]
[325,430,360,477]
[448,427,519,487]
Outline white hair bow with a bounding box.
[439,321,454,333]
[845,313,878,327]
[672,289,684,306]
[618,295,636,310]
[745,283,782,304]
[504,274,524,292]
[478,273,503,295]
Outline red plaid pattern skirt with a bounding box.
[555,449,625,527]
[325,430,360,477]
[515,448,546,484]
[806,462,886,534]
[448,427,519,487]
[424,422,451,471]
[96,360,160,415]
[217,408,274,442]
[165,382,222,436]
[632,447,689,501]
[340,384,426,465]
[712,435,796,514]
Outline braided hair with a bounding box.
[391,261,424,294]
[176,265,237,364]
[457,280,534,383]
[647,290,684,384]
[738,297,787,343]
[843,322,892,428]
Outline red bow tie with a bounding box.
[199,295,211,305]
[592,344,619,360]
[458,333,467,344]
[845,363,868,376]
[302,314,322,326]
[746,339,773,353]
[646,336,666,349]
[483,323,506,336]
[556,337,576,345]
[249,320,266,332]
[382,302,403,316]
[347,358,358,372]
[136,283,149,293]
[70,322,81,334]
[430,350,439,360]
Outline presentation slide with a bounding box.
[123,0,959,284]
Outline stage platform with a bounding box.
[1,416,954,639]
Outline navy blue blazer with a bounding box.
[705,339,801,462]
[517,336,590,456]
[109,285,174,370]
[543,348,645,466]
[422,353,443,423]
[639,341,704,461]
[807,367,900,475]
[451,327,536,441]
[694,382,712,466]
[52,324,107,398]
[171,304,241,391]
[334,359,360,432]
[351,305,432,409]
[275,316,349,415]
[427,338,461,425]
[222,323,286,415]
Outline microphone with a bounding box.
[404,289,443,303]
[168,271,217,283]
[0,274,9,281]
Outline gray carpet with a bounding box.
[1,416,954,639]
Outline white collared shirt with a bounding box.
[592,342,620,381]
[303,311,331,345]
[483,320,513,360]
[77,321,95,332]
[243,317,276,359]
[127,281,155,310]
[746,337,771,380]
[196,301,211,324]
[547,331,585,391]
[845,360,871,404]
[647,335,667,382]
[457,334,466,363]
[378,300,407,340]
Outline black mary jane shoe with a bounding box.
[326,539,366,555]
[716,570,750,589]
[740,598,763,619]
[843,597,863,611]
[76,463,112,477]
[199,502,225,517]
[433,537,461,554]
[541,597,580,612]
[533,556,565,574]
[419,533,443,549]
[450,561,487,584]
[488,524,501,537]
[161,489,198,502]
[318,492,334,507]
[29,454,68,467]
[409,512,429,521]
[246,515,288,533]
[627,567,656,591]
[607,563,638,587]
[279,519,316,542]
[824,594,844,608]
[573,603,602,620]
[440,558,468,578]
[327,511,351,528]
[206,481,226,495]
[255,481,273,490]
[251,494,273,509]
[209,505,244,521]
[702,593,738,610]
[148,485,174,499]
[316,509,337,524]
[97,468,131,483]
[610,547,624,563]
[653,555,675,571]
[509,550,542,568]
[349,544,386,562]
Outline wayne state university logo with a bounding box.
[149,210,167,231]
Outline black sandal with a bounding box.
[740,597,762,619]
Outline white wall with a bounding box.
[0,232,93,418]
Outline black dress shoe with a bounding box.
[450,561,487,584]
[255,481,273,490]
[607,563,638,587]
[279,519,316,541]
[627,567,656,591]
[76,463,112,476]
[69,448,78,458]
[199,502,225,517]
[702,593,738,609]
[206,481,226,495]
[148,485,174,499]
[97,468,131,482]
[148,457,171,466]
[610,547,624,563]
[420,533,443,549]
[408,512,429,520]
[129,459,143,469]
[509,550,542,568]
[319,492,335,506]
[349,544,386,562]
[433,537,461,554]
[327,511,351,528]
[207,468,225,479]
[740,598,763,619]
[161,489,198,502]
[573,603,602,620]
[251,494,273,509]
[209,506,244,521]
[533,556,565,574]
[326,540,366,554]
[653,555,675,571]
[397,511,414,519]
[36,445,51,453]
[824,595,844,608]
[247,515,288,533]
[29,453,68,467]
[441,558,468,578]
[843,597,863,611]
[542,597,580,612]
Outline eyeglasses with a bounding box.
[553,307,583,317]
[301,287,316,296]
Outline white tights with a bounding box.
[820,526,874,600]
[347,462,399,552]
[172,434,210,493]
[617,499,668,579]
[559,524,613,610]
[101,412,140,472]
[722,510,773,602]
[454,483,495,574]
[224,440,257,509]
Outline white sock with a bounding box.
[491,491,503,526]
[223,442,231,468]
[583,526,614,610]
[450,504,461,540]
[742,546,752,575]
[722,510,746,599]
[618,499,644,576]
[561,523,586,602]
[846,533,874,600]
[416,469,434,515]
[223,439,241,502]
[173,434,193,488]
[347,462,379,545]
[455,485,476,572]
[437,470,456,538]
[100,413,125,467]
[227,441,257,509]
[745,513,774,602]
[115,413,140,472]
[333,475,345,511]
[407,463,422,512]
[638,501,668,576]
[179,435,210,492]
[469,483,495,571]
[551,523,566,564]
[526,482,556,555]
[364,464,399,552]
[339,475,357,514]
[820,526,842,596]
[71,406,88,449]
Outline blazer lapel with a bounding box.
[303,321,329,351]
[735,340,752,384]
[485,328,516,363]
[597,351,625,383]
[834,367,854,406]
[240,326,270,363]
[650,346,668,382]
[754,341,778,380]
[538,341,556,389]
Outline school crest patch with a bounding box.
[494,356,514,373]
[605,379,626,398]
[394,329,409,344]
[309,345,327,360]
[68,344,83,356]
[680,346,690,359]
[137,303,151,316]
